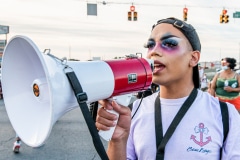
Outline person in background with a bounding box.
[200,73,209,91]
[210,57,240,112]
[198,63,204,89]
[13,134,21,153]
[96,17,240,159]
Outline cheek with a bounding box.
[161,46,181,54]
[160,43,187,55]
[169,53,190,71]
[146,43,188,59]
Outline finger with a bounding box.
[95,118,116,131]
[98,107,118,120]
[96,122,109,131]
[111,100,131,116]
[96,107,117,129]
[98,99,113,110]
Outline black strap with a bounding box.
[155,88,198,160]
[219,101,229,159]
[66,71,109,160]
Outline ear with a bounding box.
[189,51,200,67]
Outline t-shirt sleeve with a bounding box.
[221,102,240,159]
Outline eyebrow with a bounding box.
[148,33,179,42]
[160,33,178,41]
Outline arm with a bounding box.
[224,74,240,92]
[96,100,131,160]
[209,73,218,96]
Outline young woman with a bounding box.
[96,17,240,159]
[210,57,240,112]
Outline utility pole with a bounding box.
[69,44,71,60]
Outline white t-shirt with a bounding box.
[127,90,240,160]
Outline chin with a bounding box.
[152,77,161,85]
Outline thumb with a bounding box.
[111,100,131,116]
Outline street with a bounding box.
[0,99,108,160]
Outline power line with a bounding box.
[82,0,240,10]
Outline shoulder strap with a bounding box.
[66,71,109,160]
[219,101,229,142]
[155,88,198,160]
[219,100,229,159]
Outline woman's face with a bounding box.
[221,59,230,70]
[146,23,197,87]
[221,59,228,66]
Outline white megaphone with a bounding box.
[1,35,153,147]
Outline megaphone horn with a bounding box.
[1,35,153,147]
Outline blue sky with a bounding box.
[0,0,240,62]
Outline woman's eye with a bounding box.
[145,41,155,49]
[161,39,178,49]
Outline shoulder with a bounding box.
[235,72,240,79]
[225,102,240,120]
[222,102,240,157]
[198,90,240,121]
[133,92,158,106]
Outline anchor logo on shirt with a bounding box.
[190,123,212,147]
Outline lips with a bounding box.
[153,60,165,74]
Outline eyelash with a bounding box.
[146,39,178,50]
[145,41,155,49]
[162,39,178,49]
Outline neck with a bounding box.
[159,85,195,99]
[224,69,233,74]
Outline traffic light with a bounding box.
[128,5,137,21]
[220,14,224,23]
[133,12,137,21]
[224,15,229,23]
[220,9,229,23]
[128,11,132,21]
[222,9,227,15]
[183,8,188,21]
[130,5,135,12]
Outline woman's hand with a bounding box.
[224,86,233,92]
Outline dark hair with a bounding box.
[224,57,236,69]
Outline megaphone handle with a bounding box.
[98,109,119,141]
